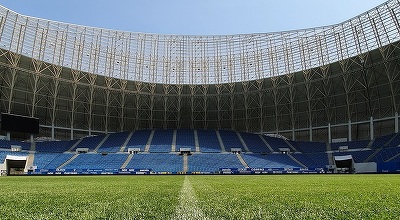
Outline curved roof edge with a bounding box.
[0,0,398,84]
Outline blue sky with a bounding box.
[0,0,389,35]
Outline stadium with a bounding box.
[1,0,400,177]
[2,1,400,219]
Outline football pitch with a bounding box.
[0,175,399,219]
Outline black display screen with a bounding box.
[1,113,39,134]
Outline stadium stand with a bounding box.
[386,133,400,147]
[62,154,128,170]
[290,141,327,153]
[36,140,78,153]
[197,130,222,153]
[96,132,131,153]
[370,133,398,149]
[33,153,75,170]
[291,153,330,169]
[71,134,107,151]
[0,151,28,163]
[149,130,174,153]
[125,130,152,152]
[240,132,271,153]
[262,136,291,152]
[387,153,400,162]
[188,153,244,173]
[0,139,31,151]
[1,130,400,174]
[175,129,195,151]
[125,153,182,173]
[333,150,374,163]
[218,130,244,152]
[241,154,300,169]
[368,147,400,163]
[331,140,370,151]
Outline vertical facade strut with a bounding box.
[0,2,398,141]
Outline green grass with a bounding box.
[1,174,400,219]
[191,175,400,219]
[0,175,184,219]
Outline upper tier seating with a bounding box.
[386,133,400,147]
[175,130,195,151]
[0,139,31,151]
[291,141,326,153]
[239,132,271,153]
[125,153,182,173]
[149,130,173,153]
[331,140,370,151]
[369,147,400,163]
[97,132,130,153]
[125,130,152,152]
[370,133,397,149]
[197,130,222,153]
[262,136,291,152]
[219,130,244,152]
[72,134,107,151]
[387,152,400,162]
[36,140,77,153]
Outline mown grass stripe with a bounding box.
[173,176,209,220]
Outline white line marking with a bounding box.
[173,176,209,220]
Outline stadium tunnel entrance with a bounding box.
[4,155,27,175]
[334,155,354,173]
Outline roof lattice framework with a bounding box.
[0,0,399,84]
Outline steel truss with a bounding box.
[0,1,400,141]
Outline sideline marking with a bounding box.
[173,176,209,220]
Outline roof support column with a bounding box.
[229,83,235,130]
[271,77,279,134]
[150,85,156,129]
[105,89,110,134]
[242,81,249,132]
[51,124,55,140]
[30,59,42,118]
[257,80,264,133]
[177,85,183,129]
[189,85,195,129]
[87,85,95,136]
[370,116,374,140]
[304,70,313,142]
[119,80,127,132]
[328,123,331,144]
[70,76,78,140]
[292,128,295,141]
[202,85,209,129]
[50,66,62,140]
[348,120,352,142]
[216,84,222,130]
[7,53,20,113]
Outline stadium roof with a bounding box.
[0,0,399,137]
[0,0,389,35]
[0,0,397,84]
